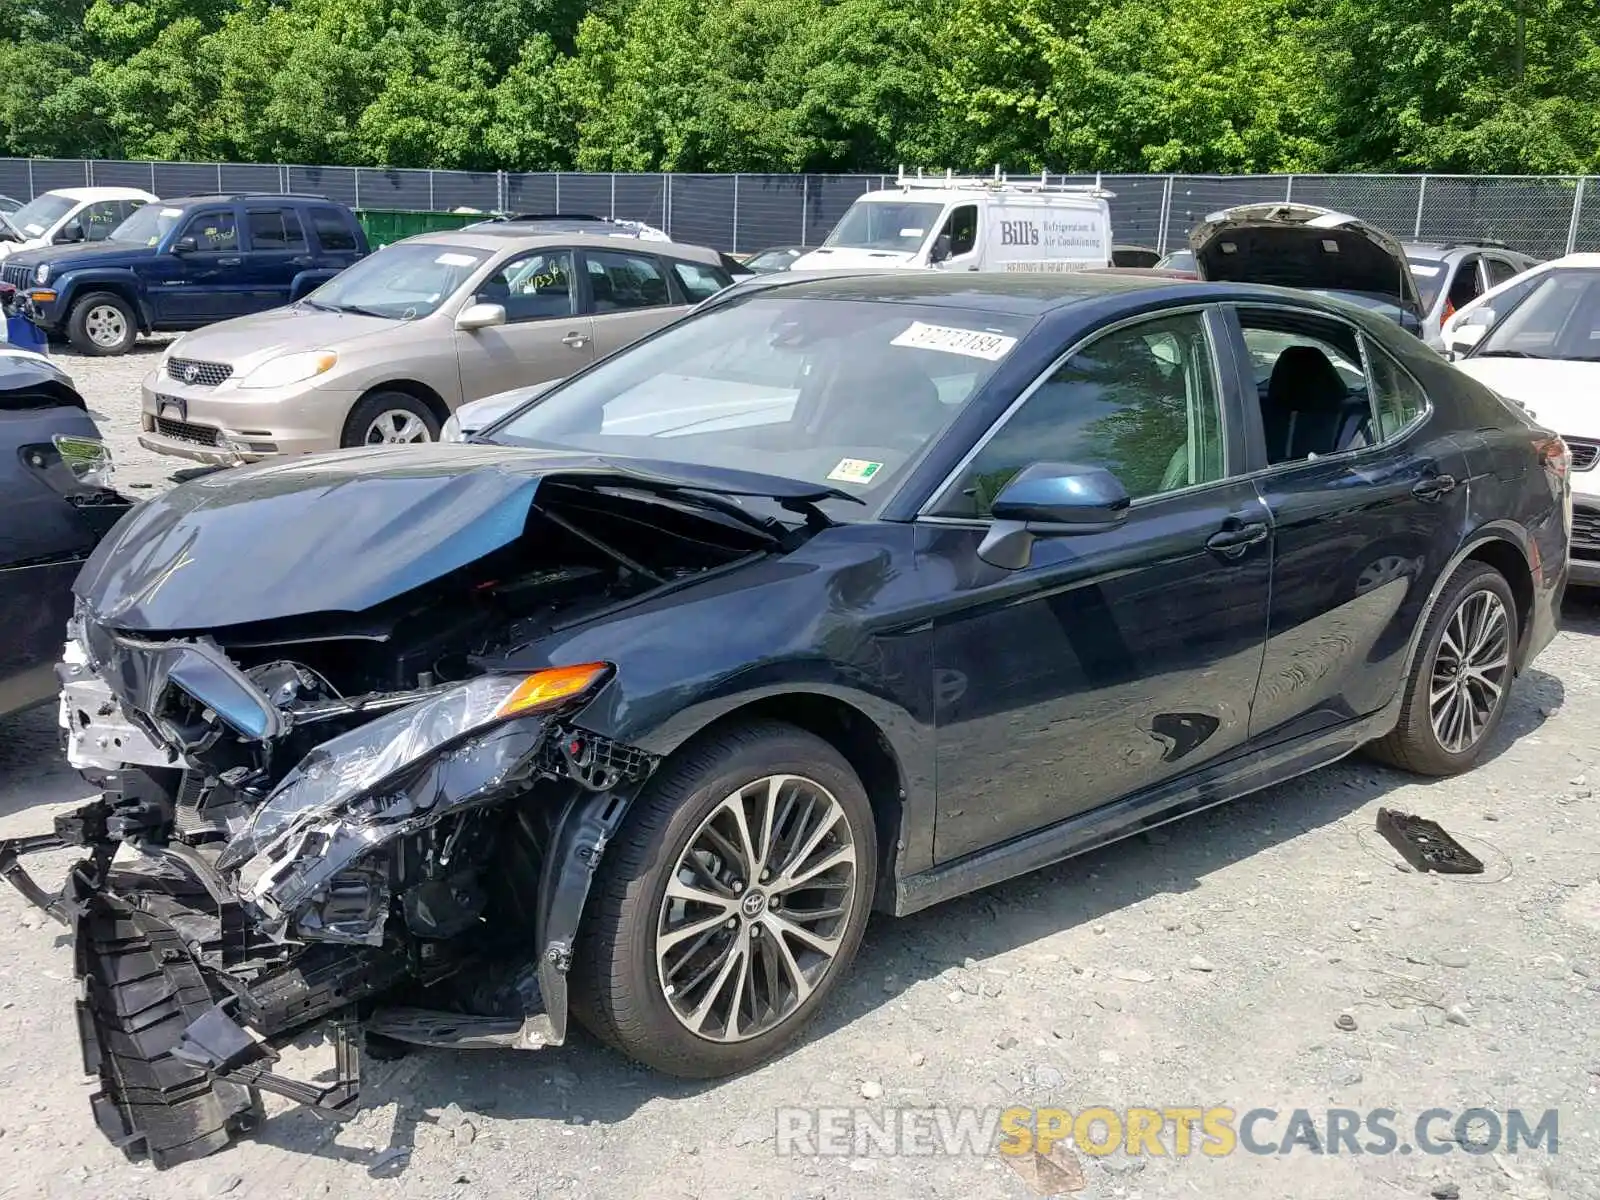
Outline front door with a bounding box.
[922,308,1273,861]
[153,206,247,322]
[932,203,980,271]
[1229,305,1472,742]
[580,248,689,359]
[455,248,595,401]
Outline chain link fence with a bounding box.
[1,159,1594,259]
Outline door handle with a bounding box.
[561,332,589,348]
[1412,473,1457,500]
[291,255,315,267]
[1206,521,1269,558]
[217,256,241,266]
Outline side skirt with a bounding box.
[892,700,1400,917]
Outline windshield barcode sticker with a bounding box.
[891,321,1017,361]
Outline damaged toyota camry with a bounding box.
[2,272,1569,1166]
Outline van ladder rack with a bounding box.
[893,166,1116,199]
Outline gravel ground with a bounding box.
[0,346,1594,1200]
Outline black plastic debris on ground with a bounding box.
[1376,808,1485,874]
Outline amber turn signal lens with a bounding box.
[495,663,611,718]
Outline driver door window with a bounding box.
[938,204,978,261]
[477,250,575,322]
[936,311,1227,517]
[178,210,238,253]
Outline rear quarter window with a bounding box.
[310,206,358,252]
[1364,336,1429,439]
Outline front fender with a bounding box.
[51,270,148,326]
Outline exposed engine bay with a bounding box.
[0,455,831,1167]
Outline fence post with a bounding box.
[354,167,362,211]
[555,172,561,212]
[150,162,157,195]
[1413,176,1428,239]
[86,159,94,186]
[428,171,435,212]
[216,163,223,192]
[663,173,670,234]
[26,158,34,201]
[1284,174,1294,202]
[801,175,809,245]
[1566,177,1587,255]
[609,172,616,218]
[1156,175,1174,254]
[732,174,740,254]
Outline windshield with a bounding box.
[489,294,1034,514]
[1473,268,1600,360]
[304,242,492,319]
[7,194,75,239]
[1406,256,1448,310]
[111,203,184,246]
[823,201,945,253]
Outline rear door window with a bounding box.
[246,208,306,250]
[672,260,729,302]
[585,251,672,312]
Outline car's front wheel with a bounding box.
[342,391,439,448]
[574,722,876,1077]
[67,292,137,356]
[1370,560,1519,774]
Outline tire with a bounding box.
[1369,560,1519,775]
[66,291,137,356]
[341,391,440,448]
[572,721,877,1078]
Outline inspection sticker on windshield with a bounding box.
[828,458,884,484]
[435,252,478,267]
[891,321,1017,361]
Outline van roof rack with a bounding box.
[893,166,1115,199]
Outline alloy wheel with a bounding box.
[364,410,431,445]
[84,305,127,348]
[1429,588,1511,754]
[656,774,859,1043]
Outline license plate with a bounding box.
[156,395,186,421]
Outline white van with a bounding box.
[0,187,158,261]
[791,171,1114,274]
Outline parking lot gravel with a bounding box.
[0,344,1595,1200]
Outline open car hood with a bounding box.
[75,444,855,632]
[1190,203,1424,322]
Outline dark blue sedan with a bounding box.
[2,270,1570,1166]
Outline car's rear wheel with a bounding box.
[67,292,137,356]
[342,391,439,448]
[1370,560,1518,775]
[573,722,876,1077]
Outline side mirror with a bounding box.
[930,234,952,264]
[1398,310,1423,338]
[55,219,84,244]
[455,301,507,331]
[1447,322,1488,355]
[976,462,1131,570]
[172,236,198,254]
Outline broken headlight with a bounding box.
[216,663,610,873]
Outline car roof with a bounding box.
[153,194,343,207]
[400,228,723,265]
[1403,241,1525,259]
[42,187,157,202]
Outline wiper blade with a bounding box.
[1472,349,1542,359]
[325,302,393,319]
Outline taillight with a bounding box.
[1536,435,1571,479]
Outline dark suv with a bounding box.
[2,194,369,355]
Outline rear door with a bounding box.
[579,248,689,358]
[454,247,595,401]
[1227,304,1472,742]
[306,204,365,273]
[241,205,311,311]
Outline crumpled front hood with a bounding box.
[75,444,848,633]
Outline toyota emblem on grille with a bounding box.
[183,362,201,384]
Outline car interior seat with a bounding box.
[1263,345,1371,463]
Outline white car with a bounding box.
[0,187,157,260]
[1448,254,1600,583]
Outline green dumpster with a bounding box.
[357,209,485,248]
